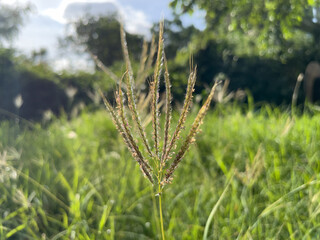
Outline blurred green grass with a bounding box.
[1,105,320,239]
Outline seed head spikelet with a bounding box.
[152,21,164,157]
[99,86,153,183]
[165,81,219,183]
[161,66,197,164]
[116,74,153,178]
[90,52,119,84]
[161,53,172,167]
[137,39,149,84]
[137,35,156,85]
[120,24,153,158]
[145,36,157,75]
[99,90,134,156]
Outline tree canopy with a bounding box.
[170,0,320,60]
[61,15,144,67]
[0,3,31,43]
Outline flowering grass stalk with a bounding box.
[99,22,219,240]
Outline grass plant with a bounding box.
[2,105,320,238]
[99,22,219,239]
[2,22,320,240]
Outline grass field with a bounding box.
[1,104,320,239]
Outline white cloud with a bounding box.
[119,5,151,37]
[1,0,28,5]
[41,0,107,24]
[40,0,151,37]
[52,55,95,72]
[41,0,116,24]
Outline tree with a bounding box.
[170,0,320,60]
[0,3,31,43]
[61,15,144,67]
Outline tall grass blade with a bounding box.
[5,223,27,238]
[203,178,232,240]
[291,73,304,116]
[13,167,70,211]
[98,204,111,232]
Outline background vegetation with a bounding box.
[2,106,320,239]
[1,1,320,239]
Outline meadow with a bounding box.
[1,1,320,239]
[1,104,320,239]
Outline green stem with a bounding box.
[158,185,165,240]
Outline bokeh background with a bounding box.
[1,0,320,121]
[1,1,320,239]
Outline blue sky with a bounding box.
[3,0,205,70]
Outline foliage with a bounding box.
[170,0,320,59]
[0,48,67,121]
[2,105,320,238]
[61,15,144,67]
[167,32,319,105]
[192,38,304,105]
[0,3,31,43]
[0,48,115,121]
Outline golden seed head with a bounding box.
[99,21,219,188]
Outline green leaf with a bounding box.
[169,0,178,8]
[307,0,315,5]
[6,223,26,238]
[98,204,111,232]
